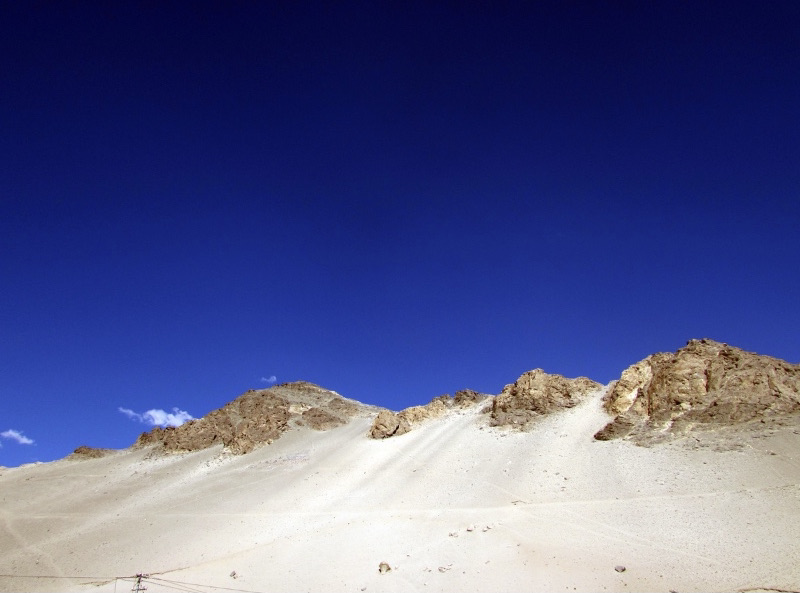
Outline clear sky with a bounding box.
[2,2,798,467]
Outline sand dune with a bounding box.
[2,385,799,593]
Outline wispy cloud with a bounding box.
[260,375,277,384]
[118,407,141,421]
[1,429,35,445]
[118,407,194,428]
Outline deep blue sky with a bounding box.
[2,2,798,467]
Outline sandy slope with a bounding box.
[1,388,799,593]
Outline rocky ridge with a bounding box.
[86,339,800,458]
[134,381,377,455]
[368,370,603,439]
[368,390,489,439]
[594,339,800,444]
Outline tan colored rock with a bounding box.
[398,399,448,424]
[368,391,489,439]
[326,396,362,417]
[490,369,601,428]
[453,389,489,407]
[134,392,290,455]
[135,381,374,455]
[67,446,114,460]
[595,339,800,444]
[369,409,411,439]
[302,407,345,431]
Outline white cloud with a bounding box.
[119,406,193,428]
[118,407,142,422]
[260,375,277,384]
[143,408,193,427]
[1,429,34,445]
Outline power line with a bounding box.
[144,577,206,593]
[148,576,267,593]
[0,573,116,580]
[0,572,267,593]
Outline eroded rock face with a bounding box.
[368,390,490,439]
[369,409,412,439]
[490,369,601,428]
[135,382,373,455]
[595,339,800,443]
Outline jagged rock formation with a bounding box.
[135,381,375,455]
[369,390,489,439]
[103,340,800,455]
[595,339,800,444]
[489,369,601,428]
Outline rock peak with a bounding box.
[595,340,800,444]
[134,382,376,455]
[489,370,601,429]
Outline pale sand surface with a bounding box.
[2,388,799,592]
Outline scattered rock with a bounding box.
[378,562,391,574]
[614,565,626,573]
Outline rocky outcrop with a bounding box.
[454,389,489,407]
[368,390,490,439]
[490,369,601,428]
[300,407,345,431]
[68,446,114,460]
[135,381,374,455]
[369,409,412,439]
[595,339,800,444]
[369,372,601,438]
